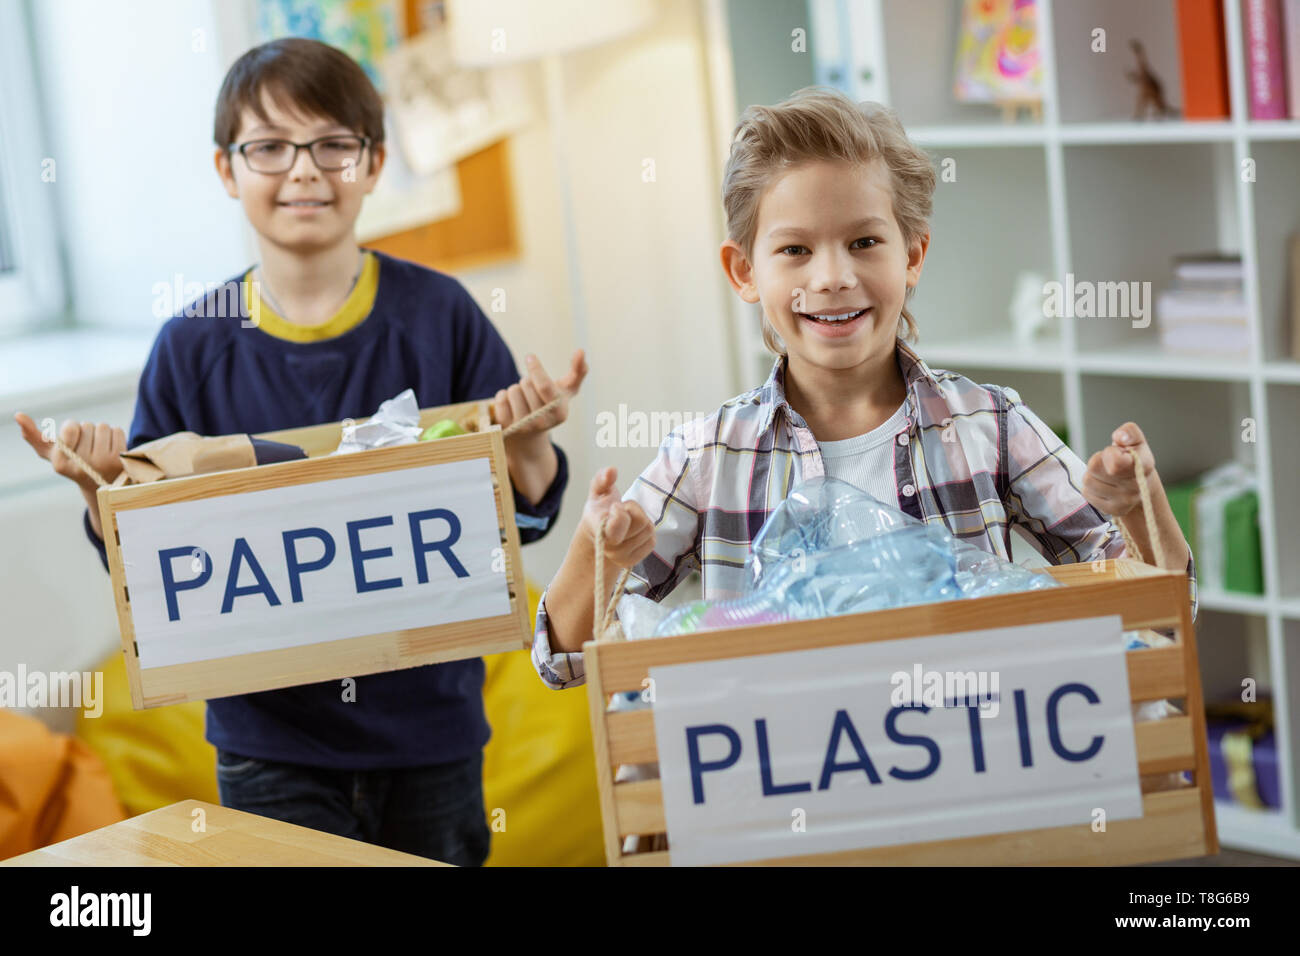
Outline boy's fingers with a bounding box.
[112,427,127,456]
[588,466,618,500]
[58,420,81,458]
[1111,421,1145,447]
[525,354,558,401]
[13,413,53,459]
[558,349,588,393]
[604,504,630,543]
[94,423,112,460]
[505,384,529,423]
[518,375,544,412]
[1102,444,1135,478]
[616,524,655,562]
[1085,469,1121,495]
[624,500,651,531]
[493,389,511,425]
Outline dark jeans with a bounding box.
[215,748,491,866]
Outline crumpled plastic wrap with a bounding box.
[646,476,1059,638]
[331,388,424,455]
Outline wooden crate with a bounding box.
[585,558,1216,866]
[97,400,530,709]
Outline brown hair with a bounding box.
[722,87,936,354]
[213,38,385,169]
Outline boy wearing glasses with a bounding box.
[16,38,582,866]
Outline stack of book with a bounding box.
[1176,0,1300,120]
[1156,253,1250,357]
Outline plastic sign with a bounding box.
[115,458,509,668]
[650,615,1142,866]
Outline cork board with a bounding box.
[366,0,519,272]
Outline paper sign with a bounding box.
[115,457,509,668]
[650,615,1142,866]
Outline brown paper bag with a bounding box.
[119,433,256,484]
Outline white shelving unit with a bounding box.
[714,0,1300,858]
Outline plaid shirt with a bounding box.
[533,338,1198,689]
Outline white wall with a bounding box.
[457,0,739,583]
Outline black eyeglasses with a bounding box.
[231,135,371,174]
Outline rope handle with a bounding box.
[593,516,632,643]
[1114,445,1166,569]
[498,389,574,440]
[53,438,111,489]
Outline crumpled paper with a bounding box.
[332,388,423,455]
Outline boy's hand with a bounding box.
[1082,421,1158,518]
[583,467,654,569]
[14,413,126,490]
[494,349,587,441]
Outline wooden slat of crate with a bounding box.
[585,559,1216,866]
[590,570,1190,695]
[606,790,1207,868]
[608,717,1197,837]
[101,427,498,510]
[98,401,530,708]
[253,400,489,458]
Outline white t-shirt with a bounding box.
[816,400,910,507]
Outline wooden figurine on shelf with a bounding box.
[1126,39,1178,120]
[998,99,1043,123]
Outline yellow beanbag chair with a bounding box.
[75,653,217,816]
[481,583,605,866]
[77,581,606,865]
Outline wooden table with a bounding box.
[1,800,449,866]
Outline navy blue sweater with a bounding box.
[84,250,567,769]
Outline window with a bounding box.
[0,0,66,334]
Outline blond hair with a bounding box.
[722,87,936,355]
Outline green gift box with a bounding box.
[1223,489,1263,595]
[1166,479,1199,557]
[1163,473,1263,596]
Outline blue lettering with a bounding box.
[1014,688,1033,768]
[346,516,403,593]
[965,704,987,773]
[282,527,336,603]
[409,508,469,582]
[1046,682,1104,761]
[685,724,741,805]
[885,705,940,781]
[756,718,811,796]
[220,537,282,613]
[159,546,211,622]
[817,708,881,790]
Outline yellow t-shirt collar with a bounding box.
[243,251,379,343]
